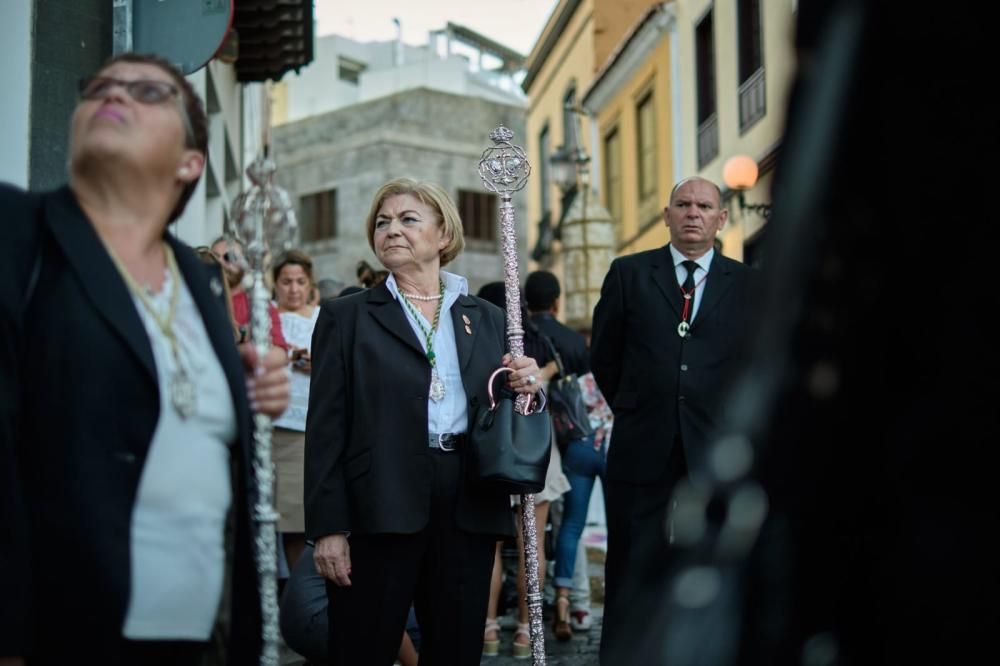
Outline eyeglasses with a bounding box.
[79,76,180,105]
[78,75,196,148]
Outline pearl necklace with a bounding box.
[399,291,442,301]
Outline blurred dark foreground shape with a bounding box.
[603,1,999,664]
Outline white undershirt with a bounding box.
[122,267,238,640]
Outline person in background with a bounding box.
[356,259,389,289]
[0,53,289,666]
[524,270,607,642]
[272,250,321,571]
[210,235,288,350]
[316,278,345,303]
[195,246,240,342]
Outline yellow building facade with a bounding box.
[523,0,598,272]
[576,0,796,264]
[582,4,680,256]
[523,0,664,326]
[675,0,797,263]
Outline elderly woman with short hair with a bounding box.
[306,177,543,665]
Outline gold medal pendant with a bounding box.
[677,321,690,338]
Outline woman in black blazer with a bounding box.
[305,178,544,665]
[0,54,289,665]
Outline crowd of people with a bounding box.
[1,54,751,666]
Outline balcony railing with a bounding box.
[697,113,719,168]
[739,67,766,132]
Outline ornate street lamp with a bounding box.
[723,154,772,218]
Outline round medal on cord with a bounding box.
[677,321,690,338]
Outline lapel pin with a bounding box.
[464,325,473,335]
[210,277,223,296]
[462,314,471,325]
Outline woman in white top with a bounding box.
[272,250,321,569]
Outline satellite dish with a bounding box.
[133,0,234,75]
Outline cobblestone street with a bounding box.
[481,606,603,666]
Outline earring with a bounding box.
[178,167,190,178]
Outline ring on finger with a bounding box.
[526,374,537,386]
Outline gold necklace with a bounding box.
[106,242,197,418]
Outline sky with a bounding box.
[314,0,560,58]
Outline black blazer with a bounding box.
[0,185,262,663]
[304,282,516,541]
[590,245,752,484]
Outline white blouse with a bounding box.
[274,306,320,432]
[122,267,237,640]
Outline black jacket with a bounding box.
[530,312,589,377]
[0,185,262,663]
[304,282,517,540]
[590,245,753,484]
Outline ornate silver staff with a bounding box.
[478,126,547,665]
[231,155,298,666]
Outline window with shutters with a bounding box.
[457,189,497,242]
[299,189,337,242]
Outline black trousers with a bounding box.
[326,449,497,666]
[600,438,688,666]
[115,639,208,666]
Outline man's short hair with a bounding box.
[525,271,561,312]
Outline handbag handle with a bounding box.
[486,367,547,415]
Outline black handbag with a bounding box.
[468,367,552,495]
[540,335,596,450]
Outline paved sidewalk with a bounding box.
[482,606,602,665]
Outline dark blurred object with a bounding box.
[475,281,506,309]
[476,282,551,367]
[338,285,365,298]
[356,260,388,288]
[618,2,998,665]
[317,278,344,301]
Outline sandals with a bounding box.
[513,622,531,660]
[553,594,573,641]
[483,618,500,657]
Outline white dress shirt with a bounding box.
[670,244,714,322]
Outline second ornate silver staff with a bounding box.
[478,125,547,666]
[230,155,298,666]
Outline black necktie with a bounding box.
[681,260,698,292]
[681,260,698,321]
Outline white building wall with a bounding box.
[0,0,32,187]
[282,34,524,123]
[173,62,246,248]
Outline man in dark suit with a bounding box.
[590,177,752,664]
